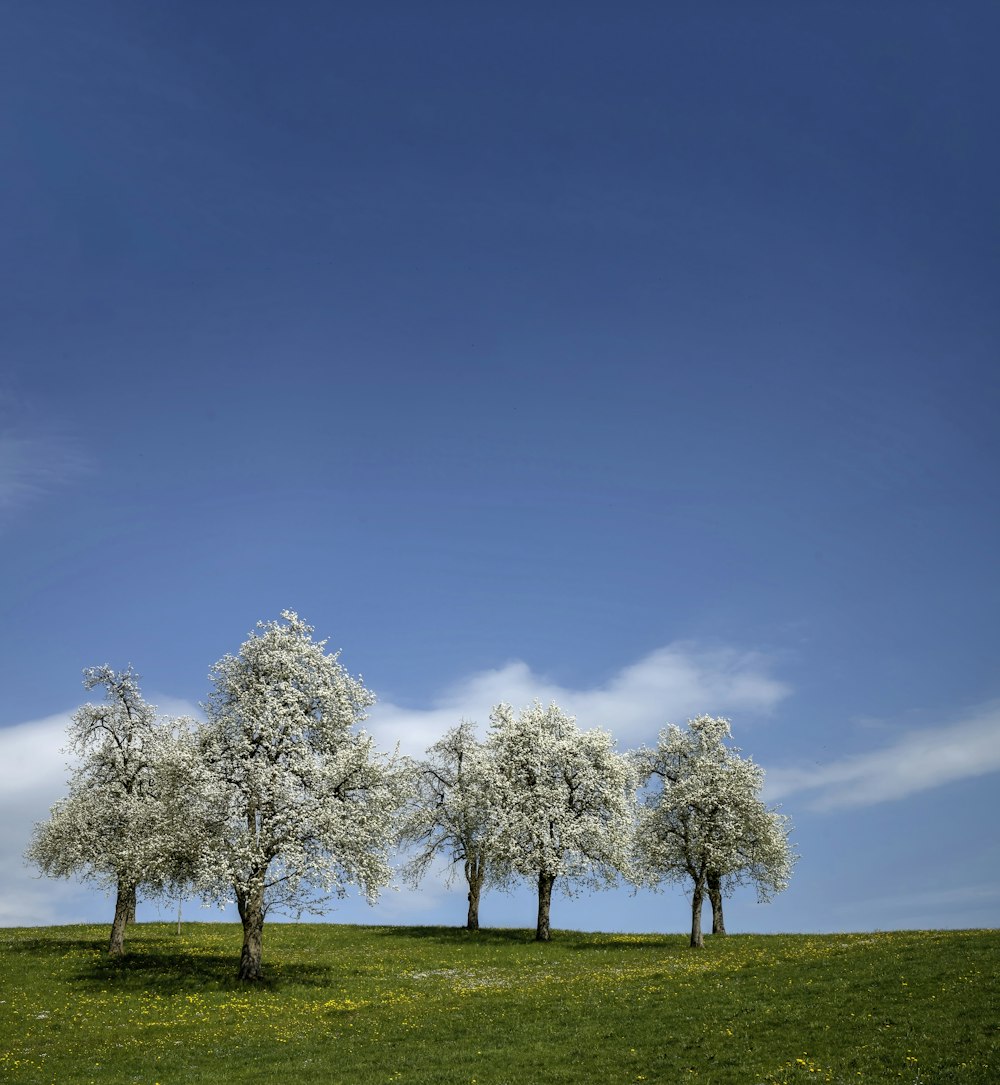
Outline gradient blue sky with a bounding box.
[2,1,998,935]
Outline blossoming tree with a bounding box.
[486,701,636,941]
[399,720,508,930]
[198,612,406,981]
[26,666,192,956]
[634,715,794,948]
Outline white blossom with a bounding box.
[398,720,509,929]
[634,715,795,947]
[196,611,407,980]
[485,701,636,940]
[25,666,195,954]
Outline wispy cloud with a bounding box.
[0,430,90,521]
[367,643,790,756]
[828,882,1000,932]
[834,882,1000,916]
[765,702,1000,810]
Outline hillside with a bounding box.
[1,924,997,1083]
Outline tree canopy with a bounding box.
[197,611,406,980]
[399,720,509,930]
[26,666,193,955]
[486,701,636,941]
[635,715,794,947]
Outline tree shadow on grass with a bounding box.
[379,925,540,946]
[5,932,340,993]
[380,925,682,950]
[72,948,343,993]
[3,933,106,958]
[560,933,686,952]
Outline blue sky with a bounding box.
[2,1,998,936]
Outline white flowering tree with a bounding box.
[486,701,636,941]
[198,612,406,981]
[26,666,192,956]
[399,720,508,930]
[149,718,221,920]
[634,715,794,948]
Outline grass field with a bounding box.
[1,923,997,1084]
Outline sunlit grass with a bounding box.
[1,923,996,1083]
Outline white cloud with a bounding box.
[0,712,79,926]
[0,711,75,801]
[367,642,790,756]
[764,702,1000,810]
[150,695,206,723]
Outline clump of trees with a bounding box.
[28,613,795,978]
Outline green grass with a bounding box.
[1,923,997,1084]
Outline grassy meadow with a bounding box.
[0,923,997,1084]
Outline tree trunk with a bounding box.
[708,871,726,935]
[126,885,137,925]
[465,858,483,931]
[536,871,556,942]
[236,884,266,982]
[108,881,134,957]
[690,877,706,949]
